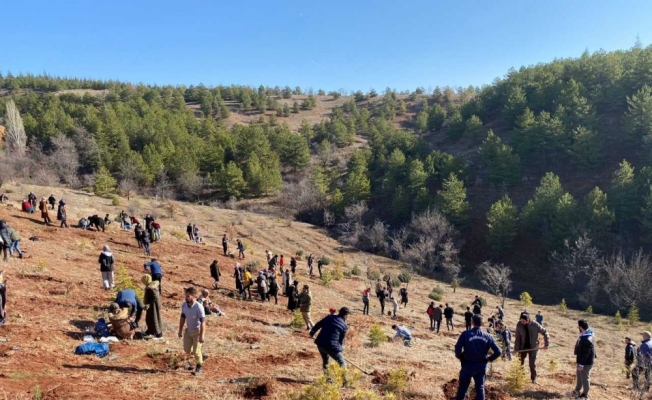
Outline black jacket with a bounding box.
[310,314,348,353]
[210,261,221,281]
[444,306,454,319]
[574,333,596,366]
[98,252,115,272]
[626,342,637,363]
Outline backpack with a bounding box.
[75,342,110,358]
[94,318,111,338]
[427,306,434,316]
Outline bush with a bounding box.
[383,366,409,395]
[351,265,362,276]
[291,310,304,328]
[296,250,304,257]
[288,363,361,400]
[628,303,640,325]
[320,270,334,286]
[391,277,401,288]
[368,324,387,347]
[398,272,412,284]
[245,260,261,272]
[171,230,187,240]
[505,359,527,394]
[559,298,568,311]
[320,256,331,266]
[429,286,444,301]
[586,305,593,316]
[519,292,533,307]
[451,278,461,292]
[111,195,120,206]
[114,265,144,299]
[548,358,559,372]
[367,268,381,281]
[614,311,623,326]
[332,264,344,281]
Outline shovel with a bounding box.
[342,356,372,375]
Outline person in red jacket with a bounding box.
[21,200,34,213]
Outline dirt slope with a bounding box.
[0,183,643,399]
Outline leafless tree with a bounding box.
[153,171,174,200]
[478,261,513,307]
[72,127,100,171]
[119,178,138,200]
[593,250,652,311]
[119,157,143,183]
[178,171,203,201]
[280,179,326,217]
[400,209,457,274]
[367,219,389,254]
[4,100,27,155]
[390,228,408,260]
[323,209,335,227]
[338,202,368,247]
[49,133,80,188]
[31,167,59,187]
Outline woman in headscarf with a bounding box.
[38,197,51,225]
[287,280,299,311]
[285,269,292,297]
[142,274,163,339]
[108,303,135,340]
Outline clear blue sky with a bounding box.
[3,0,651,92]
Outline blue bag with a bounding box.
[75,342,110,358]
[94,318,110,338]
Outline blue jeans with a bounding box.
[317,346,347,371]
[456,363,487,400]
[9,240,22,257]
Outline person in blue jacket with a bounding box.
[309,307,350,377]
[115,289,144,328]
[454,314,502,400]
[144,258,163,295]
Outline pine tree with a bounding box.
[628,302,640,325]
[427,104,447,131]
[583,187,614,244]
[391,186,410,221]
[568,126,602,169]
[282,134,311,172]
[407,159,428,195]
[559,298,568,311]
[299,119,314,141]
[436,173,470,225]
[552,192,578,246]
[478,130,521,186]
[447,110,465,139]
[217,161,246,199]
[292,102,300,114]
[93,166,117,197]
[487,195,517,254]
[610,160,637,228]
[504,86,527,128]
[521,172,565,232]
[311,165,329,195]
[641,187,652,242]
[415,111,428,133]
[624,85,652,143]
[282,103,291,117]
[464,115,483,139]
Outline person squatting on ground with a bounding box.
[209,260,221,289]
[108,302,136,340]
[144,258,163,295]
[115,289,144,328]
[392,324,413,346]
[39,197,51,225]
[142,274,163,340]
[0,271,7,326]
[98,245,115,290]
[572,319,596,399]
[299,285,314,330]
[625,337,637,379]
[514,312,550,384]
[454,314,502,400]
[632,331,652,391]
[88,215,105,232]
[198,288,225,316]
[444,303,455,331]
[464,307,474,331]
[362,288,370,315]
[178,287,206,376]
[310,307,350,384]
[496,321,512,361]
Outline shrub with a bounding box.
[111,195,120,206]
[296,250,304,257]
[548,357,559,372]
[429,286,444,301]
[244,260,261,272]
[351,265,362,276]
[614,311,623,329]
[391,277,401,288]
[451,278,460,292]
[628,303,640,325]
[398,272,412,284]
[382,366,409,395]
[291,310,304,328]
[332,264,344,281]
[586,305,593,316]
[171,230,187,240]
[505,359,527,394]
[367,268,381,281]
[320,256,331,266]
[320,270,334,286]
[368,324,387,347]
[287,363,360,400]
[519,292,533,307]
[477,296,487,307]
[114,265,144,299]
[559,298,568,311]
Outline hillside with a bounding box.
[0,183,644,399]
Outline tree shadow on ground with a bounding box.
[62,364,161,374]
[11,214,46,225]
[521,390,565,399]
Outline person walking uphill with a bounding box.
[209,260,221,289]
[464,307,474,331]
[573,319,596,399]
[178,287,206,376]
[625,337,637,379]
[0,221,13,262]
[299,285,314,330]
[39,198,52,225]
[310,307,350,383]
[144,258,163,295]
[427,302,436,330]
[98,245,115,290]
[514,312,550,384]
[444,303,455,331]
[57,200,68,228]
[8,226,22,259]
[142,274,163,339]
[222,234,228,256]
[237,239,246,259]
[454,315,502,400]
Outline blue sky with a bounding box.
[3,0,651,91]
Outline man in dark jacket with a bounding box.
[88,215,105,232]
[514,312,550,384]
[433,304,443,333]
[472,296,482,315]
[625,337,637,379]
[464,307,474,331]
[633,331,652,391]
[98,245,115,290]
[222,234,228,256]
[310,307,350,379]
[573,320,596,398]
[48,194,56,210]
[186,223,193,241]
[454,314,502,400]
[57,200,68,228]
[209,260,221,289]
[143,258,163,294]
[444,303,455,331]
[115,289,144,327]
